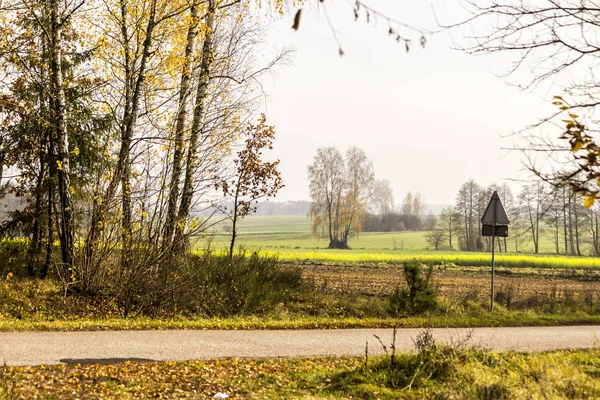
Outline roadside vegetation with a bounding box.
[1,239,599,331]
[2,0,600,397]
[2,332,598,399]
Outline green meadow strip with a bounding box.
[1,314,600,332]
[264,250,600,270]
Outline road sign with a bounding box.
[482,225,508,237]
[481,191,510,225]
[481,191,511,313]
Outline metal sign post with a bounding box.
[491,197,496,312]
[481,191,510,312]
[491,232,495,311]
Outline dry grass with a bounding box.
[1,348,599,399]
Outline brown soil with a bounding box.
[300,264,600,302]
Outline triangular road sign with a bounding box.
[481,191,510,225]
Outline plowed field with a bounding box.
[302,265,600,302]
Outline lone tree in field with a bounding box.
[218,114,283,257]
[308,146,375,249]
[426,229,446,251]
[438,206,460,250]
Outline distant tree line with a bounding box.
[307,146,436,248]
[428,181,514,252]
[307,144,600,254]
[363,192,437,232]
[429,180,600,255]
[307,145,600,254]
[253,201,311,216]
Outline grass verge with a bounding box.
[1,348,599,399]
[1,312,600,332]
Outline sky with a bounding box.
[256,1,556,206]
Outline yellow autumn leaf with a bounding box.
[572,141,584,152]
[584,195,596,208]
[554,95,564,100]
[569,113,579,119]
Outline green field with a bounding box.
[205,215,440,250]
[205,215,569,252]
[197,215,600,270]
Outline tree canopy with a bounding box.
[0,0,288,295]
[307,146,379,249]
[450,0,600,205]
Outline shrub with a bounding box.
[387,260,437,317]
[476,383,510,400]
[337,329,467,392]
[494,284,515,310]
[0,239,29,278]
[193,251,304,317]
[101,249,303,318]
[293,292,388,319]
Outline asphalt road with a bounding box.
[1,325,599,366]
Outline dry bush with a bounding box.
[103,250,304,318]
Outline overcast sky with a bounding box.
[257,1,556,206]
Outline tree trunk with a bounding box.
[121,142,133,270]
[527,205,538,254]
[120,0,157,271]
[590,211,599,256]
[328,203,334,245]
[83,0,157,269]
[554,213,560,254]
[574,204,581,256]
[534,204,539,254]
[27,38,50,277]
[50,0,75,273]
[163,2,200,247]
[563,186,568,254]
[229,205,238,258]
[27,142,46,276]
[595,213,600,256]
[175,0,216,251]
[0,137,4,187]
[448,218,453,249]
[462,213,469,251]
[568,195,575,255]
[42,128,57,279]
